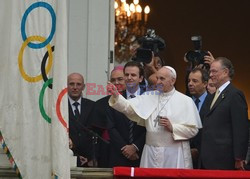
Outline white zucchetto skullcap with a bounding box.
[163,66,177,79]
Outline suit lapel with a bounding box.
[80,98,86,124]
[68,100,75,118]
[139,86,145,95]
[199,93,210,120]
[122,91,127,99]
[208,84,231,114]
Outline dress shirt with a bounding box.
[192,91,207,112]
[218,81,230,94]
[126,87,141,99]
[69,97,82,115]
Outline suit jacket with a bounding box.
[190,93,211,169]
[199,93,212,120]
[91,95,113,130]
[90,95,112,168]
[108,90,146,167]
[200,83,249,169]
[69,97,95,162]
[190,92,212,150]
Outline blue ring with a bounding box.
[21,2,56,49]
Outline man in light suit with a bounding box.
[68,73,95,167]
[200,57,249,170]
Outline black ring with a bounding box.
[41,46,54,89]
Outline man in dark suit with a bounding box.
[107,61,146,167]
[188,67,210,168]
[91,65,126,167]
[92,62,146,167]
[200,57,249,170]
[188,68,210,118]
[68,73,95,167]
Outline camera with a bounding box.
[132,29,166,63]
[185,36,209,68]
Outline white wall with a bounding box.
[68,0,114,101]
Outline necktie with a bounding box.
[129,94,136,98]
[128,94,135,144]
[195,98,200,110]
[210,89,220,109]
[73,102,80,119]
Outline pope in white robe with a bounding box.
[108,66,202,169]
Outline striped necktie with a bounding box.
[128,94,135,143]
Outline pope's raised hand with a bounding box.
[107,82,119,98]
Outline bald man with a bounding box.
[68,73,95,167]
[108,66,202,168]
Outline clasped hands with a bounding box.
[121,144,139,161]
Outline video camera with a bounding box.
[184,36,209,69]
[132,29,166,64]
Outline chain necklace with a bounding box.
[153,88,176,127]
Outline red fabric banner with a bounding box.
[114,167,250,178]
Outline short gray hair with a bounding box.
[215,57,234,79]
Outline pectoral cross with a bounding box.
[154,116,160,127]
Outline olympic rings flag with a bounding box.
[0,1,70,178]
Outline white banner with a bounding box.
[0,0,70,178]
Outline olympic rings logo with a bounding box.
[18,2,67,130]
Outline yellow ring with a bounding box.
[18,35,53,82]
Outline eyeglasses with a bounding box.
[209,67,226,75]
[110,77,124,83]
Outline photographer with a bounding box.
[184,36,215,96]
[184,51,215,70]
[144,54,164,87]
[184,36,215,70]
[204,51,215,67]
[132,29,166,89]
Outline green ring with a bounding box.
[39,78,53,123]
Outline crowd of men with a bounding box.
[67,53,249,170]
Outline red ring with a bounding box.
[56,88,68,132]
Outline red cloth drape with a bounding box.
[114,167,250,178]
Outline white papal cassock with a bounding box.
[109,88,202,169]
